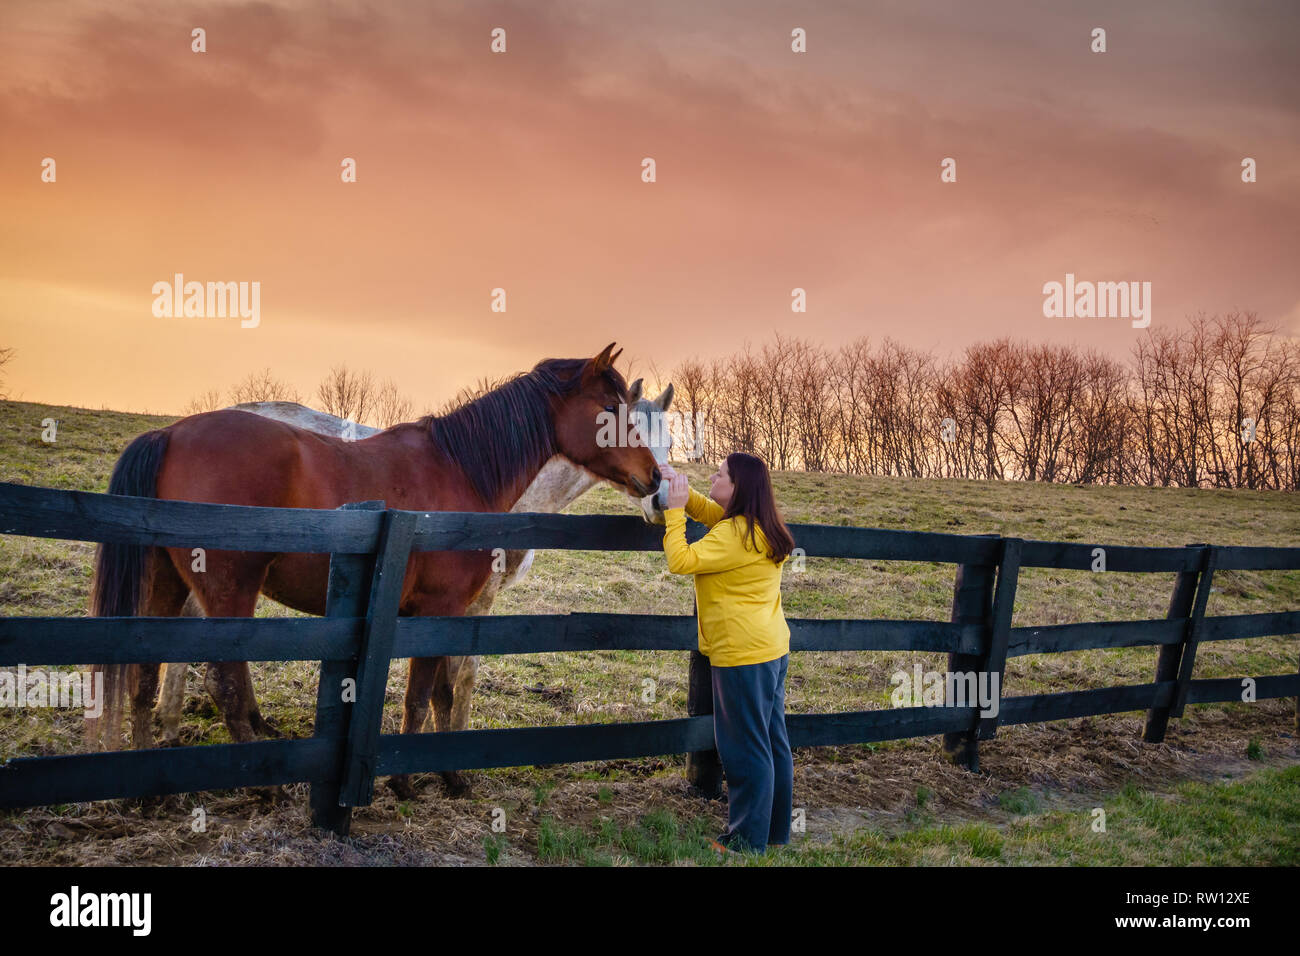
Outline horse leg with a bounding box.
[243,664,281,738]
[387,656,438,801]
[449,655,479,732]
[126,550,189,749]
[179,550,271,745]
[388,577,490,802]
[155,662,187,746]
[202,661,262,744]
[126,663,162,750]
[158,594,277,745]
[433,656,472,797]
[435,578,497,796]
[200,658,286,803]
[155,592,203,746]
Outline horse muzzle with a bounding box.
[629,466,665,498]
[654,481,671,511]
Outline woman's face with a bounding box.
[709,459,735,509]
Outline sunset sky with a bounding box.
[1,0,1297,414]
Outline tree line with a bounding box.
[671,312,1300,490]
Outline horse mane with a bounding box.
[422,358,627,507]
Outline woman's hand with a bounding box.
[666,472,689,509]
[659,463,678,481]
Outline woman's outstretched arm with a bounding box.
[660,469,745,574]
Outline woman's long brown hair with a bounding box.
[721,452,796,564]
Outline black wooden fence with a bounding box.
[1,480,1297,836]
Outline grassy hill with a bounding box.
[1,398,1298,866]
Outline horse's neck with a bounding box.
[509,455,598,513]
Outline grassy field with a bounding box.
[1,397,1297,866]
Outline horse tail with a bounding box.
[86,429,171,750]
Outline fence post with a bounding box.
[1142,544,1204,743]
[309,500,384,836]
[1170,546,1217,719]
[685,598,722,798]
[942,534,1000,771]
[975,537,1021,741]
[338,509,417,807]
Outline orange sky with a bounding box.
[1,0,1298,414]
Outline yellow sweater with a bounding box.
[663,486,791,667]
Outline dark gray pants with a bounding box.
[711,653,793,853]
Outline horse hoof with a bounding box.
[252,716,283,739]
[387,775,419,802]
[441,772,472,798]
[130,794,165,814]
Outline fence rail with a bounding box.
[0,480,1297,835]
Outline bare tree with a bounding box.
[228,368,302,405]
[0,346,14,399]
[1276,340,1300,490]
[661,323,1300,490]
[373,378,415,428]
[672,356,710,462]
[829,338,870,474]
[954,340,1015,480]
[182,389,223,415]
[754,335,800,470]
[933,361,975,479]
[1068,352,1130,485]
[1001,343,1082,482]
[316,365,375,424]
[1211,311,1275,489]
[787,339,833,472]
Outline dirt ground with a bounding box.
[3,699,1295,866]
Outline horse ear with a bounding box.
[628,378,644,403]
[585,342,619,383]
[655,382,674,410]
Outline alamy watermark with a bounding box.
[1043,273,1150,328]
[49,885,151,936]
[890,665,1000,718]
[1,665,103,718]
[152,273,260,328]
[596,403,707,457]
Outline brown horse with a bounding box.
[86,344,660,799]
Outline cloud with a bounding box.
[1,0,1297,411]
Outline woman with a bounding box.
[661,452,796,855]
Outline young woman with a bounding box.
[660,452,796,855]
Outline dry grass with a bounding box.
[1,398,1298,865]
